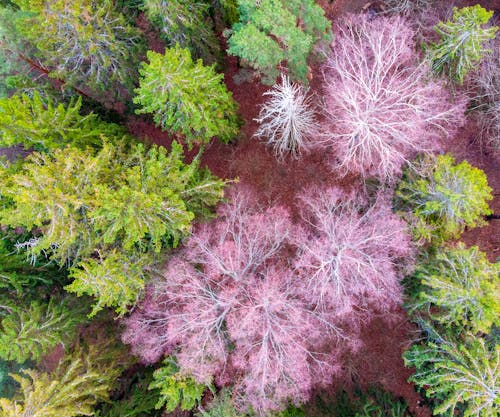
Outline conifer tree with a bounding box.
[429,5,498,83]
[408,244,499,335]
[0,141,226,315]
[0,92,126,151]
[10,0,144,94]
[0,337,130,417]
[0,297,86,363]
[397,154,493,242]
[226,0,332,84]
[142,0,222,66]
[134,47,240,148]
[404,336,499,417]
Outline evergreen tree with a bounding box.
[404,336,499,417]
[0,337,130,417]
[10,0,144,94]
[408,244,499,335]
[0,297,86,363]
[0,92,126,151]
[397,154,493,243]
[0,141,226,314]
[142,0,222,67]
[134,47,240,148]
[429,5,498,83]
[226,0,332,84]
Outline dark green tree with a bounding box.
[226,0,332,84]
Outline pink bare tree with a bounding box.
[295,188,412,314]
[320,15,465,181]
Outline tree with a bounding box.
[142,0,222,67]
[149,357,210,413]
[123,190,338,414]
[404,336,499,417]
[407,244,499,335]
[396,154,493,242]
[134,47,240,148]
[428,5,498,84]
[0,337,130,417]
[294,187,412,314]
[254,75,317,159]
[226,0,332,84]
[0,92,126,151]
[471,37,500,153]
[0,141,226,315]
[0,296,86,363]
[320,15,465,181]
[11,0,144,94]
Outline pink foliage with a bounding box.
[123,187,413,413]
[295,188,412,314]
[320,15,466,181]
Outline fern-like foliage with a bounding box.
[404,336,499,417]
[0,297,86,363]
[149,357,211,413]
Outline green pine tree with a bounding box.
[408,244,500,335]
[142,0,222,67]
[397,154,493,243]
[134,47,240,148]
[0,92,126,151]
[429,5,498,83]
[404,336,499,417]
[10,0,144,95]
[0,141,226,314]
[226,0,332,84]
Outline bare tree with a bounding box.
[254,75,318,160]
[320,15,465,181]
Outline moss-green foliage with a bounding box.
[95,369,162,417]
[227,0,332,84]
[10,0,144,94]
[0,337,130,417]
[312,387,410,417]
[211,0,239,26]
[0,92,125,151]
[0,297,86,363]
[404,336,499,417]
[134,47,240,148]
[149,357,210,413]
[197,389,242,417]
[142,0,222,67]
[0,141,226,315]
[407,244,500,335]
[429,5,498,83]
[397,154,493,243]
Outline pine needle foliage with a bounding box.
[142,0,222,67]
[0,297,86,363]
[227,0,332,84]
[0,92,125,151]
[404,336,499,417]
[429,5,498,84]
[134,47,240,148]
[408,244,500,335]
[10,0,144,93]
[149,357,210,413]
[0,338,130,417]
[0,141,226,315]
[397,154,493,243]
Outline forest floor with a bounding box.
[126,1,499,416]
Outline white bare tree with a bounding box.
[254,75,318,160]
